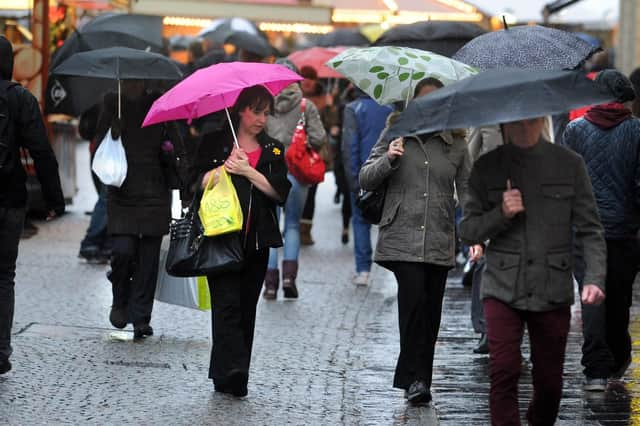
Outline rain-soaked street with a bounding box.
[1,142,639,425]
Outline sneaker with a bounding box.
[407,380,432,405]
[352,271,370,286]
[584,377,607,391]
[0,358,11,375]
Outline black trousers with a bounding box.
[575,238,640,378]
[208,248,269,385]
[109,235,162,325]
[301,183,318,222]
[0,207,25,361]
[387,261,449,390]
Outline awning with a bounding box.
[132,0,333,25]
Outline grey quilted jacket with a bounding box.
[359,131,471,266]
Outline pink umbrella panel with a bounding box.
[142,62,303,128]
[287,46,347,79]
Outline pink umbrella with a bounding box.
[142,61,303,146]
[288,46,346,79]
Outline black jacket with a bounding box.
[192,129,291,252]
[95,92,177,236]
[562,116,640,239]
[0,83,65,211]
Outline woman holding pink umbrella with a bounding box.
[191,85,291,397]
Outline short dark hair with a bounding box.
[230,85,274,128]
[414,77,444,98]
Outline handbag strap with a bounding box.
[298,98,307,127]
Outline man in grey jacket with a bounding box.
[459,116,606,425]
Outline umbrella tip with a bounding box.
[502,15,509,30]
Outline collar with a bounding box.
[410,131,455,145]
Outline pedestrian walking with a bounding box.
[96,80,179,339]
[562,69,640,391]
[342,90,392,286]
[459,116,607,425]
[263,58,326,300]
[359,77,474,404]
[0,36,65,375]
[191,85,290,397]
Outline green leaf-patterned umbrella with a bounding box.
[326,46,477,105]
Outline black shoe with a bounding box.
[473,333,489,354]
[109,307,127,329]
[133,323,154,340]
[0,358,11,375]
[227,369,248,397]
[334,192,341,204]
[341,229,349,245]
[407,380,431,405]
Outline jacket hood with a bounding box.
[274,84,302,114]
[0,36,14,80]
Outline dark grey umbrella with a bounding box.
[225,32,278,58]
[316,29,369,47]
[373,21,486,57]
[452,25,600,71]
[385,68,615,139]
[199,17,262,46]
[49,47,182,117]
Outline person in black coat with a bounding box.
[191,85,290,397]
[94,81,179,339]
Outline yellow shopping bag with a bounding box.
[198,166,243,237]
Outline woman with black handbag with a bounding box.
[191,85,291,397]
[359,78,482,405]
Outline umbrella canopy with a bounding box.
[385,68,615,140]
[50,13,164,69]
[49,47,183,117]
[199,17,261,46]
[453,25,600,71]
[326,46,477,105]
[51,47,183,80]
[226,31,277,58]
[373,21,486,57]
[142,62,302,127]
[316,29,369,47]
[288,47,346,79]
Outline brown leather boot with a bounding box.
[282,260,299,299]
[262,268,279,300]
[299,221,315,246]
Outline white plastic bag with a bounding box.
[92,127,128,187]
[155,238,211,310]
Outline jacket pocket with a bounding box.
[483,250,520,303]
[545,252,574,304]
[542,183,574,225]
[379,198,401,228]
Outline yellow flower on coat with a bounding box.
[273,147,281,156]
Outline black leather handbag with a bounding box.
[166,198,245,278]
[355,187,386,225]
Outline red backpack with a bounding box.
[285,99,325,185]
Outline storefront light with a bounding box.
[435,0,477,14]
[258,22,333,34]
[382,0,398,13]
[332,10,483,24]
[0,0,33,10]
[163,16,212,28]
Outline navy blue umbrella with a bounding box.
[453,25,600,71]
[385,68,615,140]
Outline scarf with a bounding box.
[584,103,632,130]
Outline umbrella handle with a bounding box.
[117,79,121,119]
[225,107,240,149]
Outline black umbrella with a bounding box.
[373,21,486,57]
[50,47,182,117]
[199,17,262,46]
[385,68,615,139]
[453,25,600,71]
[225,32,278,58]
[316,29,369,47]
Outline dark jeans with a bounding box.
[0,207,26,361]
[208,248,269,386]
[301,183,318,222]
[80,185,109,250]
[574,238,640,378]
[484,298,570,426]
[387,261,449,390]
[471,258,486,334]
[109,235,162,325]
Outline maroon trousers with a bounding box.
[483,298,571,426]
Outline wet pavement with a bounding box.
[1,141,639,424]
